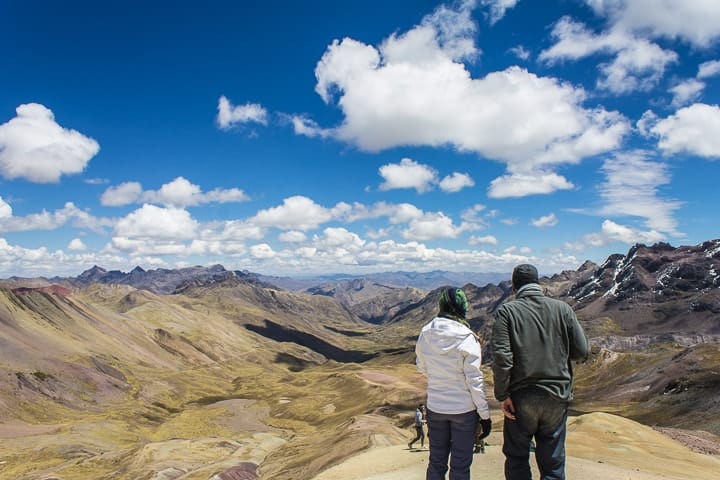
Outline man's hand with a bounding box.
[500,397,516,420]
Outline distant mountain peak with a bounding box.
[82,265,106,274]
[578,260,598,272]
[77,265,108,281]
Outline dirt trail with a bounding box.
[311,412,720,480]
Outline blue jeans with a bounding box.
[426,409,478,480]
[502,388,568,480]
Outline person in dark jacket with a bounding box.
[491,264,588,480]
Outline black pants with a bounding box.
[502,388,568,480]
[426,409,478,480]
[409,425,425,446]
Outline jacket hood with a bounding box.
[420,316,475,354]
[516,283,542,298]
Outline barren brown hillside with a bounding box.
[0,283,419,479]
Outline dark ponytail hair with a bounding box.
[438,287,469,324]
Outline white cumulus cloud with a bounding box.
[508,45,530,60]
[0,103,99,183]
[566,219,665,250]
[214,220,265,242]
[670,79,705,108]
[378,158,438,193]
[0,237,133,277]
[586,0,720,47]
[481,0,519,25]
[251,195,336,231]
[144,176,249,207]
[0,197,12,219]
[439,172,475,192]
[698,60,720,79]
[468,235,498,246]
[460,204,487,223]
[278,230,307,243]
[307,3,628,197]
[315,227,365,249]
[101,182,143,206]
[68,238,87,251]
[0,202,111,234]
[250,243,276,259]
[540,17,678,94]
[216,96,268,130]
[114,204,198,240]
[488,173,574,198]
[289,114,332,138]
[650,104,720,158]
[403,212,471,241]
[101,177,249,207]
[531,213,558,228]
[599,219,664,244]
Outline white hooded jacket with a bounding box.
[415,316,490,419]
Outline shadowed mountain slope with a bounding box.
[305,278,426,324]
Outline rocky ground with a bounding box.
[655,427,720,455]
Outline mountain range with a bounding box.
[0,239,717,479]
[6,265,507,295]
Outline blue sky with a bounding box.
[1,0,719,278]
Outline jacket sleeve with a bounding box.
[461,335,491,419]
[566,306,589,361]
[415,333,427,375]
[491,306,513,401]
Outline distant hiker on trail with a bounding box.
[408,403,426,449]
[491,264,589,480]
[416,286,492,480]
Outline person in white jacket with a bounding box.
[416,287,492,480]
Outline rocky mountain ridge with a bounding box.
[565,239,720,336]
[567,240,720,303]
[71,263,272,294]
[5,239,718,341]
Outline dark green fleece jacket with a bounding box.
[491,283,589,402]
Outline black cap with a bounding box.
[512,264,539,290]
